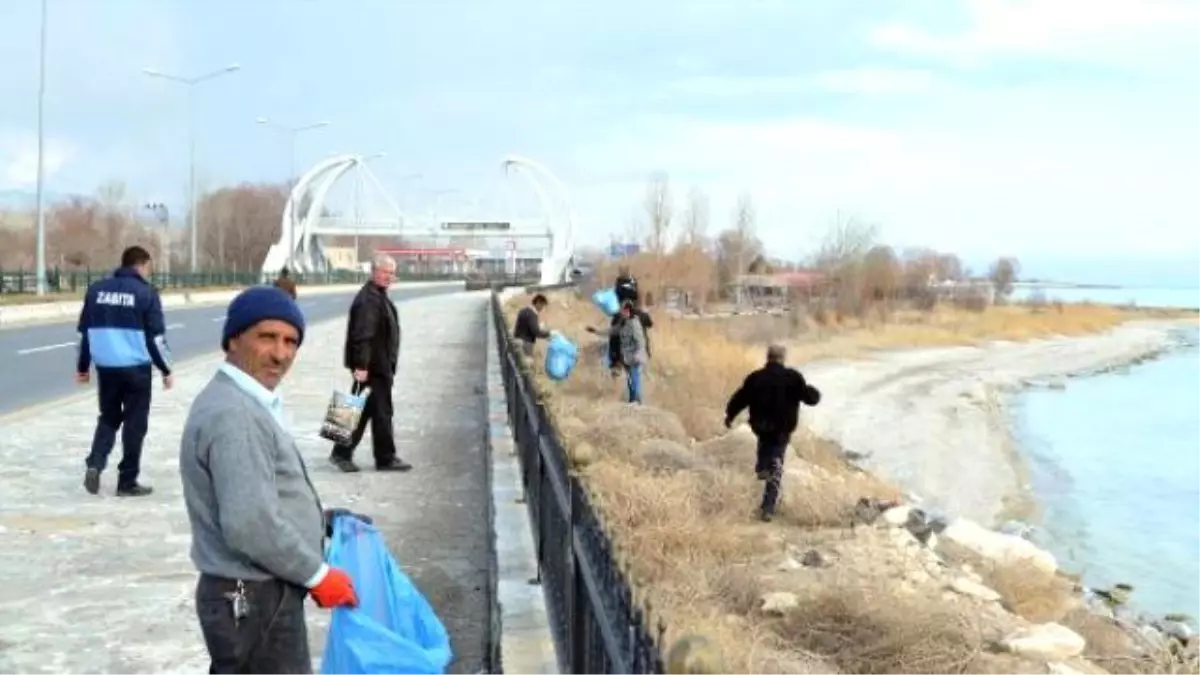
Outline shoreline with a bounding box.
[799,317,1196,529]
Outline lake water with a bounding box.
[1011,286,1200,621]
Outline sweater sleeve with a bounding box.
[204,408,325,587]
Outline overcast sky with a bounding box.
[1,0,1197,283]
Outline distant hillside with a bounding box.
[0,188,72,212]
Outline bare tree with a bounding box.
[988,256,1020,299]
[197,183,288,272]
[713,193,764,295]
[642,172,673,256]
[680,185,710,247]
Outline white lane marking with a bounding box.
[18,323,184,356]
[212,316,225,323]
[17,341,76,355]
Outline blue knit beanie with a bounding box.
[222,285,306,351]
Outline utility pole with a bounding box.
[34,0,48,295]
[142,63,242,274]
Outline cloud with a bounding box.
[813,67,940,95]
[0,131,72,188]
[868,0,1200,68]
[666,68,940,98]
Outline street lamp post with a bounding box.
[258,119,331,266]
[142,63,241,276]
[143,202,171,277]
[259,118,332,181]
[34,0,48,296]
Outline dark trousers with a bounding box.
[331,375,397,465]
[86,365,152,490]
[755,436,788,515]
[195,574,311,674]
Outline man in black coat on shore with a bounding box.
[724,344,821,522]
[329,253,413,473]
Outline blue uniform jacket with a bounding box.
[76,267,172,374]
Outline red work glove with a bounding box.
[310,568,358,608]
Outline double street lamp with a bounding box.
[259,119,332,268]
[257,118,331,183]
[142,63,241,274]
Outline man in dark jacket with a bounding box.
[724,344,822,522]
[513,293,551,357]
[273,266,297,299]
[76,245,173,497]
[329,253,412,473]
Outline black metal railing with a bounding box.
[489,291,665,674]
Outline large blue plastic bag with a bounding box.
[320,517,452,674]
[591,288,620,316]
[545,331,578,381]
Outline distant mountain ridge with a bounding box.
[0,188,75,211]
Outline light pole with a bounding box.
[143,202,170,277]
[142,62,241,275]
[257,118,332,182]
[258,119,331,266]
[34,0,48,295]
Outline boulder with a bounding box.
[948,576,1001,602]
[1000,623,1086,661]
[880,505,913,527]
[760,592,799,616]
[941,518,1058,575]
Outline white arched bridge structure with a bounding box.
[260,154,577,286]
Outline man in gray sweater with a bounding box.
[180,286,361,674]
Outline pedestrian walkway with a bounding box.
[0,291,492,674]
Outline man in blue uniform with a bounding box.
[76,245,174,497]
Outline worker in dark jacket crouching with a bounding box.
[724,344,822,522]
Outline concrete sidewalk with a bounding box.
[0,291,492,674]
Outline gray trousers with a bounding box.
[195,574,312,674]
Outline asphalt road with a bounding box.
[0,284,459,416]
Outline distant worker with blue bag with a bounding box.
[180,286,367,674]
[513,292,551,357]
[587,300,649,403]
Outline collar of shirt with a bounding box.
[218,362,286,428]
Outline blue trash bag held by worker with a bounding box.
[320,517,453,675]
[591,288,620,317]
[545,331,578,381]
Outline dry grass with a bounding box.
[504,289,1180,674]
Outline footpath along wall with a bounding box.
[0,281,461,327]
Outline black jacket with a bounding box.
[513,306,550,344]
[343,282,400,379]
[725,362,821,443]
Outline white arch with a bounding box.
[502,155,577,285]
[263,154,405,275]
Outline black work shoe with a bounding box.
[376,457,413,472]
[84,468,100,495]
[329,455,360,473]
[117,484,154,497]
